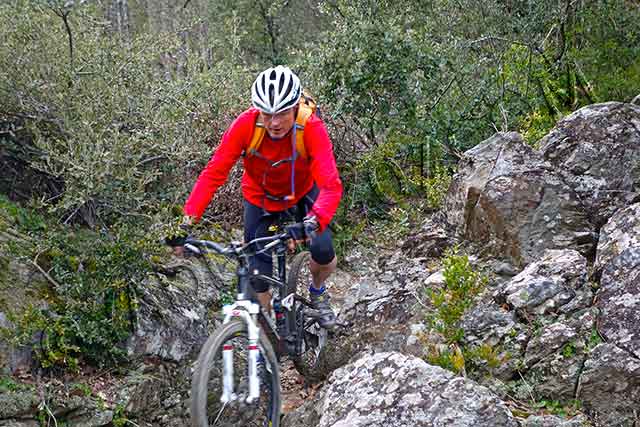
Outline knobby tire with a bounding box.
[286,250,328,383]
[191,319,281,427]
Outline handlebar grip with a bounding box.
[204,241,227,254]
[184,238,228,255]
[285,223,306,241]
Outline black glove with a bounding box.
[165,216,193,247]
[303,215,319,239]
[286,223,306,241]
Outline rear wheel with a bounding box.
[191,319,281,427]
[286,251,328,383]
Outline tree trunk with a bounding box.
[107,0,130,35]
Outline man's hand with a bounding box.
[286,215,319,251]
[165,215,194,256]
[303,215,319,239]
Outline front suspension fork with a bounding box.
[220,302,262,404]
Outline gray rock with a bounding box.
[539,102,640,228]
[401,216,455,258]
[127,256,231,362]
[596,246,640,358]
[526,348,586,400]
[0,391,39,418]
[594,203,640,274]
[578,343,640,426]
[121,360,190,426]
[460,301,516,347]
[444,132,595,267]
[496,250,588,315]
[283,352,518,427]
[522,414,591,426]
[524,322,577,368]
[0,420,39,427]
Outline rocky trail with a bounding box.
[2,101,640,426]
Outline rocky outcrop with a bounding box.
[307,246,435,382]
[596,246,640,359]
[443,132,593,267]
[460,250,595,400]
[593,202,640,361]
[495,249,589,315]
[578,343,640,427]
[594,203,640,274]
[445,102,640,266]
[126,255,231,362]
[538,102,640,228]
[0,390,113,427]
[283,352,519,427]
[456,208,640,424]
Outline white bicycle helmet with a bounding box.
[251,66,301,114]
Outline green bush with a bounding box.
[423,247,488,374]
[426,247,487,344]
[1,198,158,369]
[9,226,150,368]
[0,1,252,228]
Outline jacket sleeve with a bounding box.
[183,117,248,220]
[305,117,343,231]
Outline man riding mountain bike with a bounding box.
[179,65,342,329]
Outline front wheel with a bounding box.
[286,251,328,383]
[191,319,281,427]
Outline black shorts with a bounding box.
[244,187,335,293]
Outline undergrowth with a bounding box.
[0,196,162,370]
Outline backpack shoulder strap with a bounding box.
[247,95,315,158]
[247,118,266,156]
[294,102,314,159]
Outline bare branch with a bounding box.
[30,255,62,290]
[49,6,74,68]
[429,76,456,112]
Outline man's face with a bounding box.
[259,107,296,139]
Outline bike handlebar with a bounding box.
[183,223,305,259]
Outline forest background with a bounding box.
[0,0,639,370]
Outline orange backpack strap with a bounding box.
[247,119,266,155]
[294,103,314,159]
[246,93,316,158]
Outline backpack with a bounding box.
[246,90,317,159]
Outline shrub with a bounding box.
[0,1,252,228]
[2,199,157,369]
[426,247,487,344]
[423,247,488,374]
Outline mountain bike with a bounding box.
[186,221,328,427]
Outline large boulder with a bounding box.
[578,343,640,426]
[462,250,595,400]
[538,102,640,228]
[126,256,231,362]
[283,352,519,427]
[495,249,589,315]
[310,249,433,382]
[445,102,640,267]
[595,246,640,359]
[593,201,640,359]
[594,202,640,273]
[444,132,594,267]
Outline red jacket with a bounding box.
[184,108,342,230]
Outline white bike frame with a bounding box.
[220,298,261,404]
